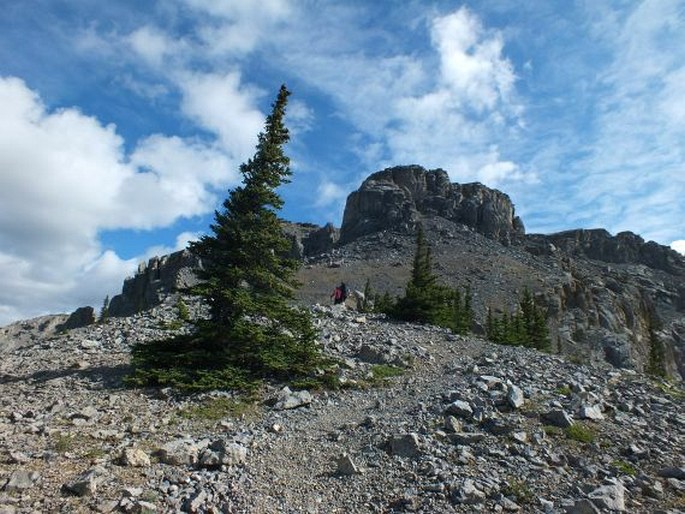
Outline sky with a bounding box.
[0,0,684,325]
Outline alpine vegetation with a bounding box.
[383,226,473,335]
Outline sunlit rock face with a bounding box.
[339,165,525,245]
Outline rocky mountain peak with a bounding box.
[339,165,525,245]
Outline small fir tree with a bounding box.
[486,287,550,351]
[390,226,472,334]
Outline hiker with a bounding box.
[331,282,348,305]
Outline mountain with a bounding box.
[100,165,684,382]
[1,165,684,512]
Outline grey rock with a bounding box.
[507,384,525,409]
[109,249,201,317]
[658,466,685,479]
[443,415,461,433]
[58,306,96,331]
[579,404,604,421]
[273,387,313,410]
[339,166,525,245]
[335,453,362,476]
[64,465,108,496]
[566,499,601,514]
[356,344,395,365]
[445,400,473,419]
[199,440,247,468]
[389,433,422,458]
[542,409,574,428]
[4,470,39,491]
[119,448,151,468]
[158,438,200,466]
[451,478,486,504]
[448,432,486,445]
[587,480,626,511]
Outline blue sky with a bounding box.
[0,0,684,325]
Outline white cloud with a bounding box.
[315,181,346,208]
[566,1,685,243]
[184,0,293,56]
[273,6,522,187]
[0,77,241,325]
[671,240,685,255]
[140,231,202,264]
[178,71,264,159]
[431,7,515,111]
[127,26,177,66]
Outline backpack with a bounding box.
[334,287,343,301]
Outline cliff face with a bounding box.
[528,229,685,275]
[108,250,201,317]
[339,165,525,245]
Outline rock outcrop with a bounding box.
[58,306,96,331]
[108,250,200,317]
[282,222,339,260]
[527,229,685,275]
[339,165,525,245]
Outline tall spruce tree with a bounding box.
[127,86,324,391]
[188,84,319,377]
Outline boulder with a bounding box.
[58,306,95,331]
[388,433,422,458]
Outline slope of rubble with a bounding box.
[1,296,683,513]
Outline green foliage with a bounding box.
[486,287,550,351]
[565,423,595,443]
[99,295,110,324]
[611,459,637,476]
[176,297,190,321]
[374,291,396,315]
[370,364,404,381]
[542,425,562,437]
[503,478,534,504]
[52,433,76,453]
[385,226,472,334]
[177,396,260,422]
[127,86,327,392]
[159,320,184,331]
[555,385,572,397]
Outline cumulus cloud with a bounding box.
[127,26,178,66]
[0,77,241,325]
[178,71,264,159]
[431,7,515,111]
[274,6,524,187]
[671,240,685,255]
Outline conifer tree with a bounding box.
[391,225,472,333]
[127,86,325,391]
[187,84,319,377]
[486,287,550,351]
[99,295,110,324]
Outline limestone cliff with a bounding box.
[339,165,525,245]
[108,250,201,317]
